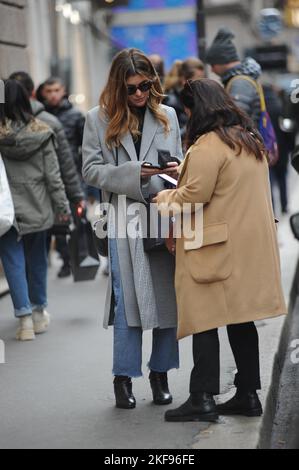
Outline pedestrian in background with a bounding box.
[154,79,287,423]
[0,80,70,341]
[180,57,205,84]
[206,27,262,126]
[263,83,295,215]
[148,54,165,84]
[38,77,86,278]
[9,71,85,218]
[82,48,183,410]
[163,60,188,139]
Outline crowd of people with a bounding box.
[0,26,292,423]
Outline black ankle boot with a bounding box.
[216,390,263,417]
[149,371,173,405]
[114,376,136,409]
[165,392,219,422]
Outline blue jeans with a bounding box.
[0,228,48,317]
[110,239,179,378]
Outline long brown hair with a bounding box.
[100,48,170,148]
[181,78,266,161]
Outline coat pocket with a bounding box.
[185,222,232,283]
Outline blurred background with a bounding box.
[1,0,299,292]
[0,0,298,112]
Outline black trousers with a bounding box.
[46,233,70,266]
[270,166,288,213]
[190,322,261,395]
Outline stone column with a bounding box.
[0,0,29,78]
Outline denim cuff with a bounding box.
[31,303,48,313]
[112,368,143,378]
[15,307,33,318]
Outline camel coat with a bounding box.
[156,131,287,340]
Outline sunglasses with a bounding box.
[127,80,153,96]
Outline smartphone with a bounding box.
[142,162,163,170]
[158,149,172,169]
[158,150,181,168]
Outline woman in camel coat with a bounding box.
[154,79,287,423]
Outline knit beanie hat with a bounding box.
[206,28,240,65]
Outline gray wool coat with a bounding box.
[82,105,183,330]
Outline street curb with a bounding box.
[258,258,299,449]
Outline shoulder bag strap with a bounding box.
[226,75,266,113]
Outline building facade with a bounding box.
[0,0,28,77]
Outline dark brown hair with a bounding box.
[181,78,265,161]
[0,79,33,125]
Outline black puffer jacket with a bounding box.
[44,99,85,171]
[164,88,188,138]
[31,100,84,203]
[222,58,262,127]
[263,85,295,168]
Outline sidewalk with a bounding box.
[0,263,8,297]
[0,169,298,449]
[191,166,299,449]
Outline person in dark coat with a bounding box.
[263,84,295,214]
[38,77,87,277]
[10,72,86,278]
[40,77,85,172]
[206,28,262,127]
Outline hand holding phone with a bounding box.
[158,149,181,168]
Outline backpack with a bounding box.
[227,75,279,167]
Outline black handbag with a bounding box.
[143,199,168,253]
[69,216,100,282]
[93,148,119,257]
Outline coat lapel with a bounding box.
[120,132,138,162]
[139,108,159,162]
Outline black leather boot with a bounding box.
[165,392,219,422]
[114,376,136,409]
[149,371,173,405]
[216,390,263,417]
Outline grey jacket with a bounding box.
[222,57,262,126]
[31,100,84,203]
[83,105,183,330]
[0,119,70,235]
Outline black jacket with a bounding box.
[31,100,84,203]
[163,88,188,138]
[263,85,295,168]
[44,99,85,171]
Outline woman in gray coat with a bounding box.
[82,49,183,409]
[0,80,70,341]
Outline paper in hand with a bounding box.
[158,174,177,188]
